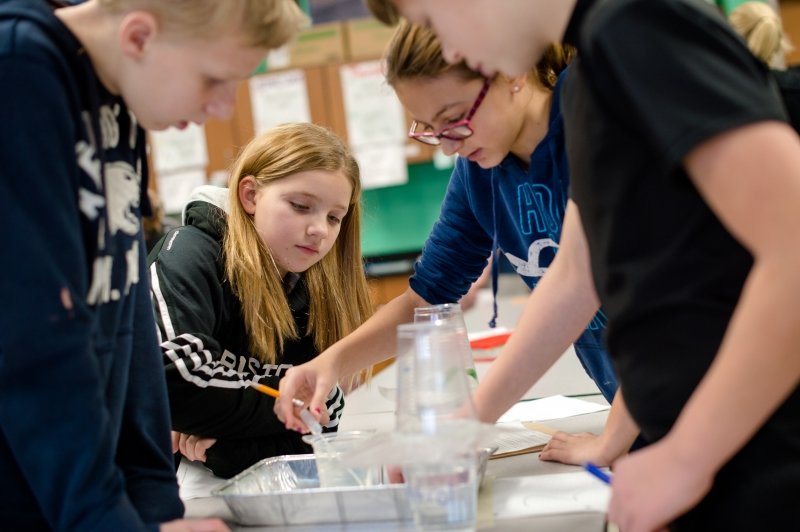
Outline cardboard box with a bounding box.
[268,22,347,70]
[345,17,397,62]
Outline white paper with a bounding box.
[149,123,208,174]
[492,472,610,518]
[266,44,291,71]
[492,422,551,455]
[249,69,311,135]
[340,61,407,147]
[339,61,408,189]
[156,168,208,215]
[497,395,610,424]
[176,458,227,500]
[352,143,408,189]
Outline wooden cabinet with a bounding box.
[367,273,410,307]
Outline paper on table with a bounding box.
[492,472,610,519]
[497,395,610,424]
[490,421,552,459]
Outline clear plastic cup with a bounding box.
[393,321,481,530]
[301,431,382,488]
[404,451,478,531]
[413,303,479,390]
[394,321,477,434]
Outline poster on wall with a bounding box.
[149,122,208,174]
[149,123,209,215]
[249,69,312,135]
[340,60,408,189]
[155,168,208,216]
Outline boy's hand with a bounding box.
[160,518,229,531]
[606,439,712,531]
[539,431,619,467]
[276,359,336,432]
[176,432,217,462]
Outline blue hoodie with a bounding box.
[410,71,617,402]
[0,1,183,529]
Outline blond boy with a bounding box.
[0,0,304,529]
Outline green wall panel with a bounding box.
[360,162,452,258]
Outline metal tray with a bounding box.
[214,449,492,526]
[214,454,409,526]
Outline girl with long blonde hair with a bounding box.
[149,123,372,478]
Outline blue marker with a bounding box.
[584,462,612,484]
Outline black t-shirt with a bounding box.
[773,65,800,134]
[562,2,800,526]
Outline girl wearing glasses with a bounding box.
[277,21,626,467]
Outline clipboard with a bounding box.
[489,422,557,460]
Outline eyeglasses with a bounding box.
[408,77,491,146]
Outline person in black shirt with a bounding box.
[360,0,800,530]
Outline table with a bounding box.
[185,367,610,531]
[184,284,612,530]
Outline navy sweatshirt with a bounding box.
[410,71,618,402]
[0,1,183,529]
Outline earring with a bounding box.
[511,85,521,93]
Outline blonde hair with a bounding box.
[97,0,307,49]
[729,2,793,68]
[364,0,400,26]
[223,123,373,367]
[384,20,574,92]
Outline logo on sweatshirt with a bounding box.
[75,104,142,305]
[504,238,559,278]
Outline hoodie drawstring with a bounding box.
[488,171,499,329]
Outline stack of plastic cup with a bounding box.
[413,303,479,392]
[394,320,480,531]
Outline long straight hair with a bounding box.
[223,123,373,365]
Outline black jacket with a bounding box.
[148,186,343,478]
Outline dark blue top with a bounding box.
[410,70,617,402]
[0,1,183,529]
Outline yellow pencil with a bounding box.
[249,381,305,408]
[249,382,322,435]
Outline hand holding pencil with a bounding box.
[251,382,323,435]
[273,357,339,433]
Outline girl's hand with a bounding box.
[176,432,217,462]
[276,359,337,432]
[171,431,181,454]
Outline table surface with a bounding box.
[186,371,610,531]
[184,284,612,530]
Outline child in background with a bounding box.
[728,1,800,133]
[149,123,373,479]
[0,0,303,529]
[277,20,626,463]
[363,0,800,530]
